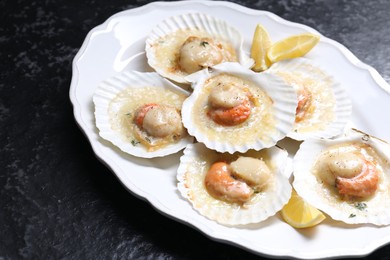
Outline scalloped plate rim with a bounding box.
[69,1,390,259]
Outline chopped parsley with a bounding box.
[131,140,140,146]
[200,41,209,47]
[354,202,367,211]
[144,137,151,143]
[348,203,367,218]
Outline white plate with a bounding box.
[69,1,390,259]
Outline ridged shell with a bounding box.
[93,71,194,158]
[266,57,352,141]
[145,13,253,83]
[177,143,292,226]
[293,128,390,225]
[181,62,297,154]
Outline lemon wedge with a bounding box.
[281,189,326,228]
[267,33,320,63]
[250,24,272,72]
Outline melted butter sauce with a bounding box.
[276,65,335,133]
[191,73,277,146]
[310,142,390,216]
[108,86,187,145]
[185,148,275,210]
[152,29,237,77]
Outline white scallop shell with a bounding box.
[177,143,292,226]
[145,13,253,84]
[266,57,352,141]
[293,128,390,225]
[93,71,194,158]
[181,62,297,154]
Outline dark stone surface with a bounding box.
[1,0,390,259]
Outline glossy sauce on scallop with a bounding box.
[94,71,194,158]
[108,86,187,146]
[275,65,335,133]
[191,73,276,145]
[151,29,237,77]
[145,13,253,84]
[293,129,390,225]
[312,143,383,203]
[267,58,352,140]
[177,143,292,225]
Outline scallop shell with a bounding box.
[181,62,297,154]
[266,57,352,141]
[177,142,292,225]
[93,71,194,158]
[293,128,390,225]
[145,13,253,84]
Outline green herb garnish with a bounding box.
[349,213,356,218]
[354,202,367,211]
[131,140,140,146]
[200,41,209,47]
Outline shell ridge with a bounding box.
[177,143,293,225]
[269,58,352,140]
[181,62,297,153]
[293,129,390,225]
[93,70,194,158]
[145,13,252,83]
[201,13,214,35]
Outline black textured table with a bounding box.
[2,0,390,259]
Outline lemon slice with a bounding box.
[281,189,326,228]
[250,24,272,72]
[267,33,320,63]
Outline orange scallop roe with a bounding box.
[335,159,378,199]
[204,161,253,203]
[207,99,251,126]
[134,103,159,127]
[295,86,312,122]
